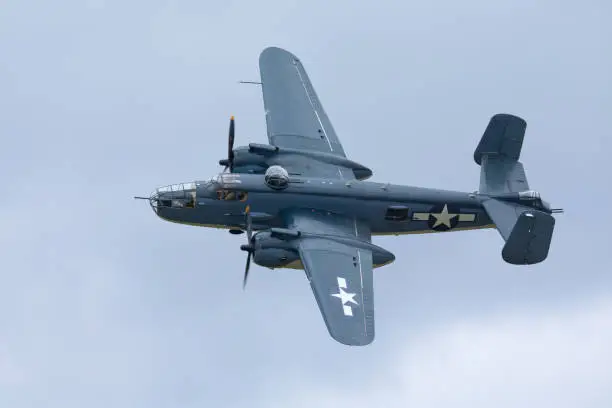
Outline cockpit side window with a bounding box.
[185,191,196,207]
[216,190,248,201]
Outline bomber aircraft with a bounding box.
[137,47,562,346]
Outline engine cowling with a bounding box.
[250,231,299,269]
[253,247,299,268]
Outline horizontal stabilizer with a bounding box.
[474,114,526,165]
[482,199,555,265]
[501,210,555,265]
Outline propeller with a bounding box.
[219,115,235,172]
[239,205,255,289]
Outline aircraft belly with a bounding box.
[371,223,496,236]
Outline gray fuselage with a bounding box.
[151,173,494,238]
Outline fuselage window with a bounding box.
[185,191,196,208]
[385,206,409,221]
[158,191,196,209]
[217,190,248,201]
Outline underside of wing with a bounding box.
[299,238,375,346]
[284,210,378,346]
[259,47,354,179]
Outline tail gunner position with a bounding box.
[136,47,562,346]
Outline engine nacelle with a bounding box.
[253,248,299,268]
[227,143,373,180]
[250,231,299,269]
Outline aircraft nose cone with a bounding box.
[147,191,161,214]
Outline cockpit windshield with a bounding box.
[196,175,221,190]
[156,182,196,194]
[201,174,248,201]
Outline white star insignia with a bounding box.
[431,204,458,228]
[331,277,359,316]
[332,287,358,306]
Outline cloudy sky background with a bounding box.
[1,0,611,406]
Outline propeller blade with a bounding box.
[219,116,236,173]
[241,204,255,289]
[245,205,252,241]
[242,252,251,289]
[228,115,235,169]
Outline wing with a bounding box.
[286,211,375,346]
[259,47,354,179]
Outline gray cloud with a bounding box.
[264,295,612,408]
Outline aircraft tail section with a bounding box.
[475,113,529,195]
[474,113,560,265]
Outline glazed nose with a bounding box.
[154,191,173,208]
[152,190,196,209]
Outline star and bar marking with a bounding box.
[412,204,477,231]
[331,277,358,316]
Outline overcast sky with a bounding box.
[1,0,611,407]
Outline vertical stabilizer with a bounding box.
[474,114,558,265]
[475,114,529,195]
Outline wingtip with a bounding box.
[490,113,527,126]
[330,331,375,347]
[259,46,299,63]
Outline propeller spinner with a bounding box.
[219,116,235,172]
